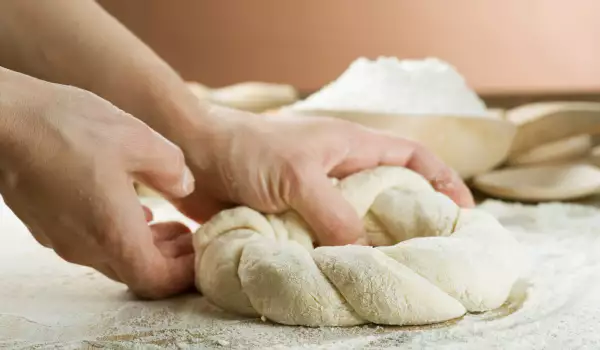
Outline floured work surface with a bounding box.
[2,197,600,349]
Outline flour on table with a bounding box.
[286,57,488,117]
[2,197,600,349]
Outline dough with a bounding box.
[193,166,524,326]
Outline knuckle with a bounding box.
[169,145,186,171]
[25,226,53,248]
[85,222,122,259]
[127,124,186,173]
[127,271,170,300]
[117,117,153,147]
[339,118,362,131]
[430,167,458,190]
[280,157,310,194]
[320,117,360,136]
[33,235,52,248]
[161,151,186,186]
[407,138,426,152]
[54,246,82,264]
[131,122,158,149]
[339,119,370,136]
[61,84,96,101]
[408,141,433,162]
[148,131,185,169]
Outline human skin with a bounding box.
[0,67,196,298]
[0,1,474,298]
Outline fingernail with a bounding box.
[182,166,195,195]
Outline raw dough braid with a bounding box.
[193,166,524,326]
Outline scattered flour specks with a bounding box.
[2,197,600,349]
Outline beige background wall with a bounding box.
[99,0,600,94]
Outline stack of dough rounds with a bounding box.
[193,166,524,327]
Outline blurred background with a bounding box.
[99,0,600,107]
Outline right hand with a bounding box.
[0,68,196,298]
[170,106,474,247]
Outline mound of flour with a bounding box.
[287,57,488,117]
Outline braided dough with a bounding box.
[193,166,524,326]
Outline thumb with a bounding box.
[108,185,194,299]
[289,171,367,246]
[130,130,195,199]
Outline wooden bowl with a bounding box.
[289,109,517,179]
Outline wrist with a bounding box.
[92,61,215,144]
[119,67,250,155]
[138,73,211,142]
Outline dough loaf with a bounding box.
[193,166,524,326]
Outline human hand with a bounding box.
[0,69,195,298]
[171,106,474,246]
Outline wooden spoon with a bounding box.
[472,163,600,202]
[506,135,593,166]
[507,102,600,159]
[186,81,298,112]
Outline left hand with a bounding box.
[170,106,474,246]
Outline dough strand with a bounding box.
[193,166,524,326]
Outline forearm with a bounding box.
[0,66,57,180]
[0,68,13,169]
[0,0,206,142]
[0,67,30,171]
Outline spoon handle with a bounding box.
[507,102,600,157]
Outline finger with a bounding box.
[151,222,194,258]
[151,221,191,241]
[288,169,367,246]
[106,184,195,299]
[129,128,195,199]
[330,130,475,208]
[424,163,475,208]
[142,205,153,222]
[158,234,194,258]
[152,226,194,258]
[402,145,475,208]
[169,191,233,224]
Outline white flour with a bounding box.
[287,57,488,117]
[2,197,600,349]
